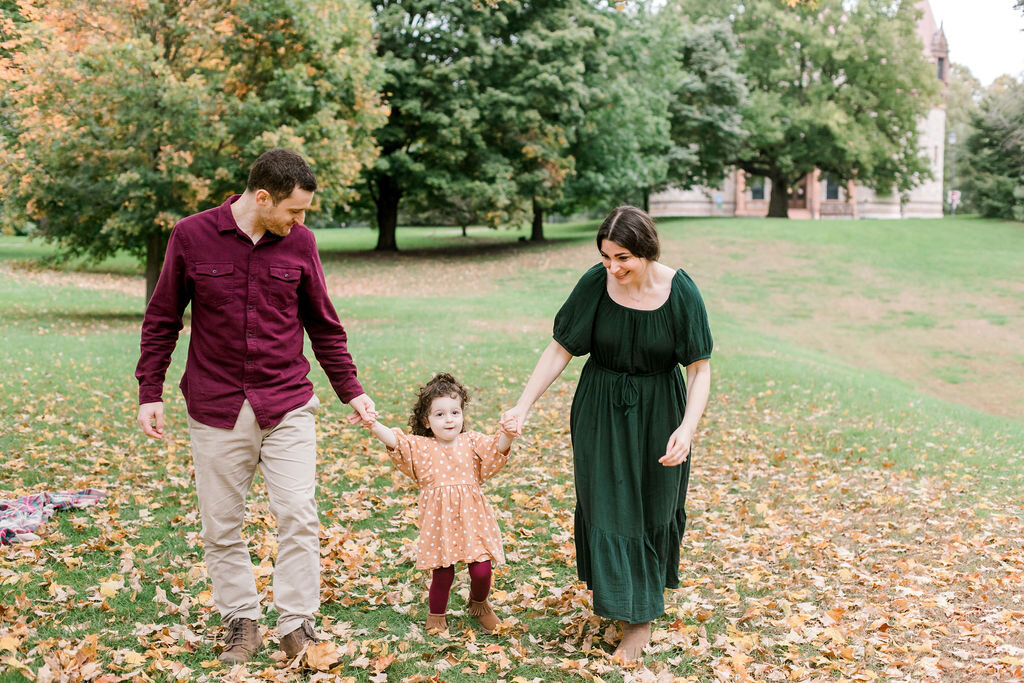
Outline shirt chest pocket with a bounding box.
[194,262,235,308]
[268,266,302,310]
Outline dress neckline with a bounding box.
[603,269,678,312]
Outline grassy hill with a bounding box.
[1,215,1021,682]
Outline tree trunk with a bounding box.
[374,174,401,251]
[145,231,168,304]
[642,187,650,213]
[530,198,545,241]
[767,175,789,218]
[461,224,468,237]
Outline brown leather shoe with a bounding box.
[218,617,261,664]
[280,621,317,658]
[425,612,448,633]
[467,599,500,633]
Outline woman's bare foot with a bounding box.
[612,621,650,662]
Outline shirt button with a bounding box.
[248,305,254,311]
[211,269,217,274]
[250,275,255,281]
[248,333,253,338]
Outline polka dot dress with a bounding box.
[387,429,510,570]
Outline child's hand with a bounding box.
[500,407,526,437]
[498,413,519,439]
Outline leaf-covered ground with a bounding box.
[2,218,1023,682]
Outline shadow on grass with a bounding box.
[2,309,144,324]
[318,233,596,263]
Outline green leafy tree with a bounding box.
[962,76,1024,221]
[366,1,518,250]
[555,3,673,214]
[692,0,939,217]
[557,5,745,215]
[0,0,385,299]
[480,0,603,241]
[662,11,747,205]
[944,63,982,214]
[365,0,604,249]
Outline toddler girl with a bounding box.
[364,373,517,633]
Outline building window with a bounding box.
[825,174,840,200]
[937,57,945,81]
[750,176,765,200]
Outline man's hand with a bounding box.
[138,402,165,440]
[346,393,378,425]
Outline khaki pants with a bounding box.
[188,396,321,637]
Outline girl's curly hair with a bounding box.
[409,373,470,437]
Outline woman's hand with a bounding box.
[498,412,520,439]
[659,424,693,466]
[500,405,529,437]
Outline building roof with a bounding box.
[916,0,948,60]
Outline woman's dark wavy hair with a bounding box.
[409,373,470,437]
[595,205,660,261]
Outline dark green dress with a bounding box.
[553,264,713,623]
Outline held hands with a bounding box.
[499,406,528,438]
[346,393,378,426]
[659,424,693,467]
[497,412,520,440]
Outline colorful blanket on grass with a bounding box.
[0,489,107,544]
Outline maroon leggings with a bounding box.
[428,561,491,614]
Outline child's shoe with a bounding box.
[467,599,500,633]
[426,612,448,633]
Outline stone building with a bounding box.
[650,0,949,220]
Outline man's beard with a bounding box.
[257,213,290,237]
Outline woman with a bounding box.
[503,206,712,662]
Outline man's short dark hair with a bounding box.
[246,149,317,204]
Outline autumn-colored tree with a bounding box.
[0,0,386,300]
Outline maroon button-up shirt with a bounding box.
[136,195,364,429]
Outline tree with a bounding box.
[692,0,939,217]
[962,76,1024,221]
[556,4,745,216]
[555,3,674,214]
[365,0,602,249]
[944,63,982,214]
[0,0,385,300]
[661,11,747,204]
[366,1,519,251]
[480,0,604,241]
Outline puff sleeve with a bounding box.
[552,263,607,356]
[671,269,714,366]
[471,431,511,482]
[386,428,420,482]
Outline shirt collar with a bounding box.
[216,194,284,243]
[217,194,242,233]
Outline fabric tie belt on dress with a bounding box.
[588,361,676,415]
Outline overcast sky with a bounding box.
[926,0,1024,86]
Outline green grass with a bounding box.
[1,216,1023,682]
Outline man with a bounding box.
[136,149,375,664]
